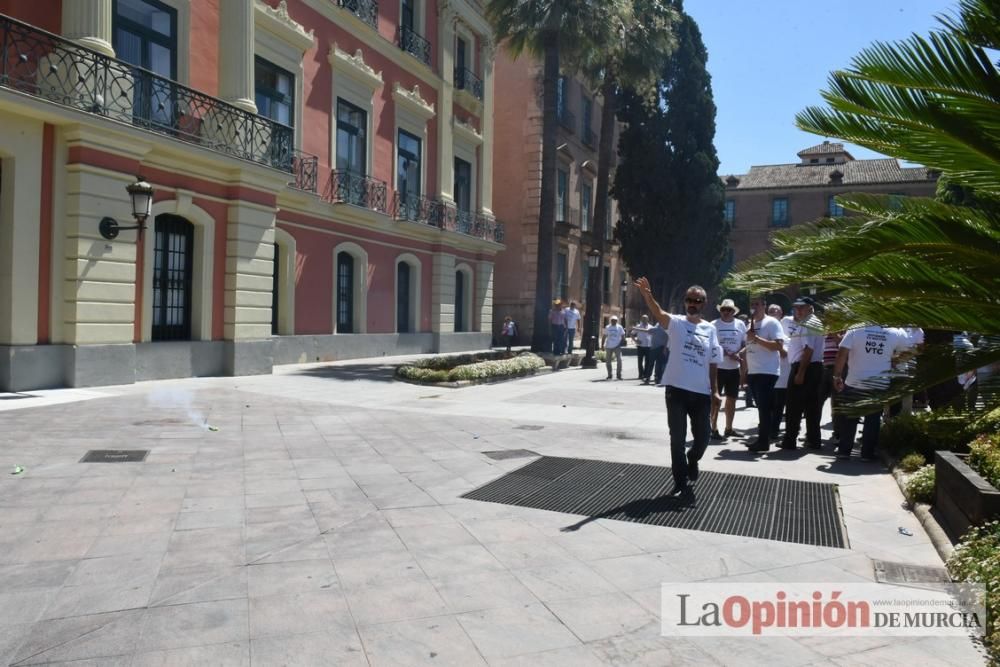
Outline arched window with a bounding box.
[151,214,194,341]
[336,252,354,333]
[455,270,466,332]
[397,262,411,333]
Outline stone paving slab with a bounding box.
[0,355,989,665]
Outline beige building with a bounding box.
[492,50,627,345]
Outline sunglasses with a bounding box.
[685,297,705,304]
[720,307,735,312]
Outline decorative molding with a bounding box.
[392,83,436,121]
[453,116,483,146]
[329,43,383,90]
[255,0,315,53]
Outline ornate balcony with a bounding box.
[0,15,318,190]
[325,170,388,213]
[392,191,445,225]
[289,151,319,192]
[392,192,504,243]
[454,67,483,100]
[337,0,378,29]
[399,25,431,66]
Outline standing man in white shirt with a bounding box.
[781,297,826,450]
[710,299,747,439]
[833,325,911,460]
[768,304,791,440]
[563,301,582,353]
[744,296,786,453]
[602,316,626,380]
[635,278,722,496]
[631,314,655,383]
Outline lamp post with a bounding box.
[99,176,154,240]
[621,280,628,328]
[581,248,601,369]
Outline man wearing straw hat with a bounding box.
[711,299,747,440]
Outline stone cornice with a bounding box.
[392,83,436,121]
[453,116,483,146]
[255,0,315,53]
[328,43,383,90]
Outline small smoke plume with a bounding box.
[147,388,210,430]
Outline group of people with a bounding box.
[601,314,667,383]
[548,300,583,355]
[631,277,928,496]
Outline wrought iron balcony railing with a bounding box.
[391,192,504,243]
[289,151,319,192]
[582,127,596,147]
[0,15,319,189]
[399,25,431,66]
[393,191,444,226]
[326,170,388,213]
[337,0,378,29]
[454,67,483,101]
[558,108,575,133]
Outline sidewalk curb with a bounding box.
[887,462,955,564]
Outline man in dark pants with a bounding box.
[744,297,786,453]
[635,278,721,496]
[649,323,668,385]
[781,297,826,450]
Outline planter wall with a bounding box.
[935,451,1000,538]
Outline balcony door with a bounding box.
[336,99,368,205]
[397,130,422,219]
[113,0,177,128]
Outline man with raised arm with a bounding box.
[634,278,722,496]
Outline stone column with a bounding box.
[475,261,494,333]
[431,253,457,333]
[436,6,456,201]
[223,201,275,375]
[62,0,115,57]
[479,40,495,216]
[218,0,258,114]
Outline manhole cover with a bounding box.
[873,560,951,584]
[514,425,545,431]
[81,450,149,463]
[483,449,540,461]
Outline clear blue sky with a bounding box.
[682,0,953,176]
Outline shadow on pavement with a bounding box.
[559,491,696,533]
[290,363,399,383]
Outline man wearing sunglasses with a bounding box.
[634,278,722,496]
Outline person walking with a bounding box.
[744,297,786,453]
[602,316,627,380]
[563,301,582,353]
[781,297,825,450]
[500,316,517,352]
[711,299,747,439]
[833,325,912,460]
[631,314,655,383]
[549,300,566,355]
[768,304,791,441]
[634,278,721,496]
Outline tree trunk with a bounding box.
[582,77,617,354]
[531,27,560,352]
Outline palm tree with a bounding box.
[726,0,1000,410]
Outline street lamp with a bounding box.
[99,176,154,240]
[581,248,601,369]
[621,280,629,327]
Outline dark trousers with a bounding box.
[665,386,711,488]
[747,374,778,444]
[783,362,823,447]
[771,387,787,436]
[550,324,566,354]
[637,346,653,380]
[566,328,576,353]
[835,385,881,457]
[652,347,667,384]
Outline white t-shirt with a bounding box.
[658,314,721,395]
[604,324,625,348]
[840,326,910,388]
[712,318,747,371]
[564,308,581,329]
[775,317,793,389]
[632,322,653,347]
[745,315,785,376]
[786,314,825,365]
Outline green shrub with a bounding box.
[903,465,935,505]
[880,411,976,459]
[396,353,544,384]
[947,520,1000,660]
[447,354,545,382]
[968,433,1000,490]
[972,406,1000,436]
[898,451,926,473]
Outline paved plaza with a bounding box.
[0,355,987,665]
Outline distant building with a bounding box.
[724,142,940,281]
[492,50,627,345]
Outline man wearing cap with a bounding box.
[631,314,655,383]
[563,301,582,353]
[781,296,826,450]
[711,299,747,439]
[602,316,627,380]
[549,300,566,355]
[634,277,722,496]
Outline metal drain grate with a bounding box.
[463,456,847,548]
[483,449,540,461]
[874,560,951,585]
[80,450,149,463]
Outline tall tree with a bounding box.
[613,7,727,310]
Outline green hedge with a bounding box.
[968,433,1000,490]
[880,410,977,459]
[396,352,545,384]
[903,465,935,505]
[948,520,1000,661]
